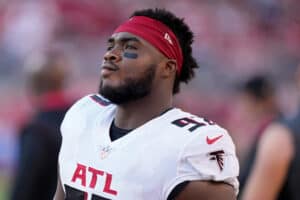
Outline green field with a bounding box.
[0,174,10,200]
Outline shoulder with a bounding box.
[64,94,112,117]
[170,109,235,151]
[177,111,237,168]
[60,94,114,135]
[257,122,294,166]
[240,122,295,200]
[68,94,111,112]
[167,109,239,196]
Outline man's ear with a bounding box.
[161,59,177,78]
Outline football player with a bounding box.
[54,8,239,200]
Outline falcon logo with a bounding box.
[209,150,225,171]
[164,33,173,45]
[100,146,113,159]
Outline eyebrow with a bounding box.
[107,37,141,44]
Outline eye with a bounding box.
[106,45,113,51]
[124,44,137,50]
[106,42,114,51]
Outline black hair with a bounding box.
[241,75,275,101]
[131,8,199,94]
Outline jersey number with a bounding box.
[172,117,215,132]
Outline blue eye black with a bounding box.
[124,52,138,59]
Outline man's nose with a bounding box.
[104,49,122,62]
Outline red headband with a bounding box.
[114,16,183,75]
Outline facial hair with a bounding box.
[98,65,156,105]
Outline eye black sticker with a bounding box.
[124,52,138,59]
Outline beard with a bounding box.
[98,65,156,105]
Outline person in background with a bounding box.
[55,8,239,200]
[241,66,300,200]
[11,51,73,200]
[237,75,281,196]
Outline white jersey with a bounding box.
[59,94,239,200]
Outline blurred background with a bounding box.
[0,0,299,199]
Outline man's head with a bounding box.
[26,52,68,96]
[238,75,277,115]
[99,8,199,104]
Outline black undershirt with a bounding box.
[109,120,132,141]
[109,107,174,142]
[109,109,188,200]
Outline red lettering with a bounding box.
[71,163,87,186]
[88,167,104,189]
[71,163,118,196]
[103,173,118,196]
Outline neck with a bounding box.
[114,91,173,130]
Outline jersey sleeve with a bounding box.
[166,125,239,197]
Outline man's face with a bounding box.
[98,32,163,104]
